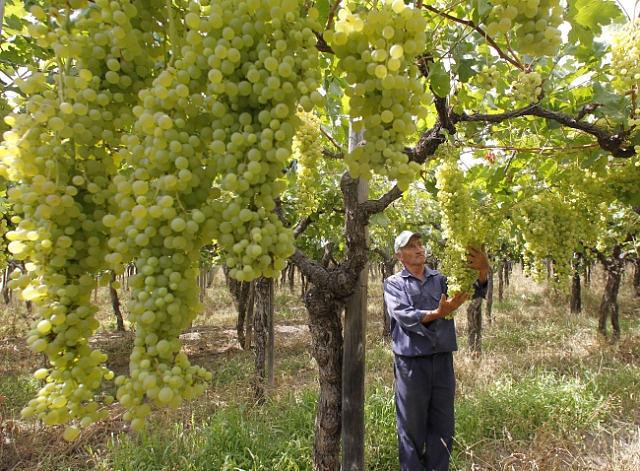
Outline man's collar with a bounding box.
[400,266,437,279]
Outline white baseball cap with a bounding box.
[394,230,421,253]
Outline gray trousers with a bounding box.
[394,352,455,471]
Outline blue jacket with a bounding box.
[383,266,487,357]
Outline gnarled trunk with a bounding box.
[466,297,482,357]
[570,269,581,314]
[599,246,623,340]
[306,286,344,471]
[224,266,254,349]
[253,277,274,403]
[486,267,494,325]
[110,271,125,331]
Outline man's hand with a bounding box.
[467,246,490,283]
[421,292,468,323]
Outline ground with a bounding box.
[1,265,639,470]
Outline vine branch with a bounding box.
[453,105,635,158]
[422,4,524,70]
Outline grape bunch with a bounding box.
[514,192,598,283]
[610,20,640,94]
[475,65,502,90]
[0,0,160,438]
[512,71,543,103]
[200,0,322,282]
[434,147,486,299]
[291,110,324,216]
[483,0,563,57]
[102,0,321,429]
[325,0,429,190]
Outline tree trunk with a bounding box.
[504,260,510,287]
[633,258,640,298]
[486,267,494,325]
[253,277,274,403]
[244,284,255,350]
[570,269,581,314]
[288,262,296,292]
[598,246,623,340]
[306,286,343,471]
[224,266,255,349]
[586,263,592,287]
[2,265,14,304]
[110,271,125,331]
[466,297,482,357]
[498,262,504,302]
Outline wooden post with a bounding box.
[342,125,367,471]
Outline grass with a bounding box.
[0,266,639,470]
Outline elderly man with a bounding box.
[383,230,489,471]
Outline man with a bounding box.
[383,230,489,471]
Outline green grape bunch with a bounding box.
[0,0,159,439]
[610,20,640,94]
[101,0,322,431]
[434,147,486,300]
[325,0,430,190]
[483,0,563,57]
[292,110,324,216]
[514,192,599,283]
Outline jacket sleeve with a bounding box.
[383,277,430,336]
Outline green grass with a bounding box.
[99,391,316,471]
[456,370,610,444]
[0,373,38,415]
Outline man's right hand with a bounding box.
[421,293,468,324]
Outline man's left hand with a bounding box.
[467,246,490,283]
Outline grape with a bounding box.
[513,192,598,283]
[483,0,563,57]
[325,2,430,190]
[101,0,321,429]
[290,110,325,216]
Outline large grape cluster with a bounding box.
[102,0,321,430]
[434,147,484,298]
[484,0,563,57]
[0,0,158,439]
[610,20,640,94]
[514,192,598,283]
[325,0,429,190]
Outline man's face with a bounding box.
[397,235,426,267]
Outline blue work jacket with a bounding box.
[383,266,487,357]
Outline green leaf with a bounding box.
[573,0,624,34]
[315,0,330,27]
[428,62,450,98]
